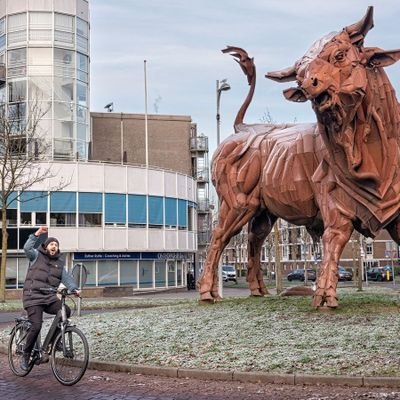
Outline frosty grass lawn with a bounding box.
[1,287,400,377]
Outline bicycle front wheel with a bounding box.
[8,326,33,377]
[50,326,89,386]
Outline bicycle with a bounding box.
[8,287,89,386]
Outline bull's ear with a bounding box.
[345,6,374,46]
[265,65,297,83]
[283,87,307,102]
[365,47,400,68]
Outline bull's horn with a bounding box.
[345,6,374,46]
[265,65,297,83]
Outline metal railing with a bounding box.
[190,136,208,152]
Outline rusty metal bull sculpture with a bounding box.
[198,7,400,308]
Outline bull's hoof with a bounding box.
[325,296,338,308]
[311,294,325,308]
[260,287,269,295]
[199,292,215,302]
[250,289,264,297]
[312,294,338,309]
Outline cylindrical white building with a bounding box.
[0,0,90,160]
[1,1,199,297]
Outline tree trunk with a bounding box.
[0,204,8,302]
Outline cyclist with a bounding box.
[21,226,80,371]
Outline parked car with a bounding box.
[367,266,393,281]
[287,269,316,282]
[338,266,353,281]
[222,265,237,283]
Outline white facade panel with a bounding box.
[28,162,77,191]
[77,228,103,251]
[148,229,164,250]
[164,173,177,198]
[54,0,75,14]
[49,227,77,251]
[177,174,187,199]
[178,230,188,250]
[127,229,147,250]
[28,0,53,11]
[77,163,104,192]
[6,0,26,14]
[165,230,177,249]
[76,0,88,21]
[104,228,127,250]
[104,164,126,193]
[187,177,195,201]
[0,0,6,18]
[188,231,196,250]
[148,169,164,196]
[127,167,147,194]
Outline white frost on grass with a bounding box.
[1,288,400,376]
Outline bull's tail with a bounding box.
[222,46,256,132]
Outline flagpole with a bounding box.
[144,59,149,167]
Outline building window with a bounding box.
[8,79,27,102]
[29,12,52,42]
[36,212,47,225]
[98,261,118,286]
[76,17,88,53]
[0,17,5,51]
[165,197,177,228]
[120,261,138,286]
[54,48,74,78]
[79,213,102,227]
[105,193,126,226]
[50,212,76,227]
[54,138,74,159]
[148,196,163,227]
[20,212,32,225]
[77,52,88,83]
[7,13,27,46]
[7,209,18,226]
[55,13,74,47]
[178,199,187,230]
[128,194,147,228]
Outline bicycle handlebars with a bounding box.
[39,287,80,297]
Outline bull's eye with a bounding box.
[334,51,346,62]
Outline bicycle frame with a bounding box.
[32,289,76,362]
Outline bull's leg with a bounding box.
[198,200,256,302]
[386,216,400,245]
[247,210,277,296]
[312,210,353,308]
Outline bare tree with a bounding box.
[0,100,67,302]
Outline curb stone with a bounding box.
[1,342,399,388]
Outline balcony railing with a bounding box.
[198,231,211,246]
[197,199,210,212]
[190,136,208,152]
[194,167,209,182]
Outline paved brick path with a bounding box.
[2,352,400,400]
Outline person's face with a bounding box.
[46,241,59,256]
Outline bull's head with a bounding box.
[266,7,400,133]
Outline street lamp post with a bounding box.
[216,79,231,298]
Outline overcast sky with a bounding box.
[89,1,400,154]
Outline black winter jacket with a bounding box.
[22,234,77,309]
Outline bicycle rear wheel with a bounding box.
[8,325,34,376]
[50,326,89,385]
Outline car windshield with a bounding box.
[222,266,235,272]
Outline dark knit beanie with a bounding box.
[43,237,59,248]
